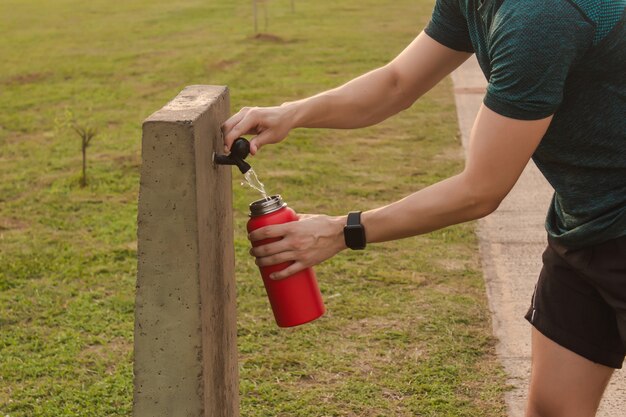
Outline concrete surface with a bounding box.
[451,56,625,417]
[135,85,239,417]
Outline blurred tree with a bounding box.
[73,125,97,187]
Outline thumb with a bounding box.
[249,130,273,155]
[225,112,257,148]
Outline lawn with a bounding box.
[0,0,507,415]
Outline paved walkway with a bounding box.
[451,56,625,417]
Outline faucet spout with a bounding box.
[233,158,251,174]
[213,137,252,174]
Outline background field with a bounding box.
[0,0,507,415]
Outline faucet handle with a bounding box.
[230,138,250,160]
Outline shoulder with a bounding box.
[493,0,595,29]
[491,0,626,45]
[490,0,595,51]
[567,0,626,45]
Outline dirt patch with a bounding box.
[0,217,29,231]
[79,337,130,375]
[211,59,239,70]
[3,72,51,86]
[250,33,296,43]
[112,152,140,169]
[91,152,140,169]
[435,258,472,272]
[123,241,137,251]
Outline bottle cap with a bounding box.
[249,195,286,217]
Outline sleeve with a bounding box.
[424,0,474,52]
[483,0,594,120]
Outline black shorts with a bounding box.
[525,235,626,369]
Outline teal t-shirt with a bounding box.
[425,0,626,248]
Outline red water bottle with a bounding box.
[247,195,325,327]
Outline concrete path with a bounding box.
[451,56,626,417]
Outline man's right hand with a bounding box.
[221,104,296,155]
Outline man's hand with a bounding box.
[249,214,347,280]
[221,105,296,155]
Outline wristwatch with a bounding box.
[343,211,366,250]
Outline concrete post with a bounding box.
[134,85,239,417]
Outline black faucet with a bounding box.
[214,137,251,174]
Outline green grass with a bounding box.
[0,0,507,415]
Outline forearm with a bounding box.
[281,65,410,130]
[360,173,497,243]
[282,32,470,130]
[356,107,552,243]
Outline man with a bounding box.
[221,1,626,415]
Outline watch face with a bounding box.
[344,225,366,249]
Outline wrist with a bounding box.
[333,215,348,251]
[279,101,304,130]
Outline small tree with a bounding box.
[73,125,97,187]
[253,0,270,33]
[55,108,98,188]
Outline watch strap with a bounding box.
[344,211,366,250]
[347,211,362,227]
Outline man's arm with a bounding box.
[250,106,552,279]
[285,32,472,129]
[222,32,471,153]
[360,105,552,242]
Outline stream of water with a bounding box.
[241,168,270,200]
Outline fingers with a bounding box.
[249,239,290,257]
[248,224,290,242]
[222,105,291,154]
[247,225,305,279]
[269,262,306,280]
[221,108,247,135]
[296,213,314,220]
[221,107,256,151]
[254,251,296,268]
[252,250,307,279]
[221,109,247,151]
[248,130,272,155]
